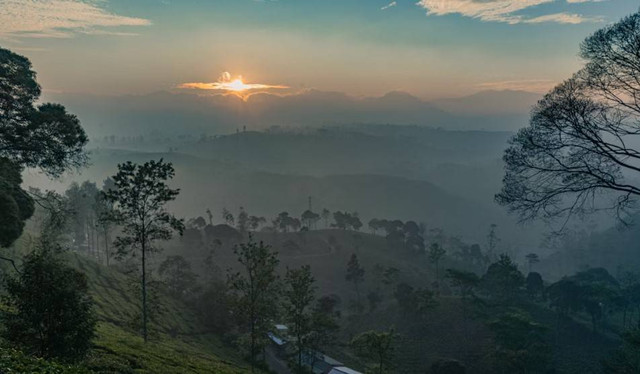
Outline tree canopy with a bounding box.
[497,12,640,224]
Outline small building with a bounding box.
[267,324,290,358]
[301,350,343,374]
[327,366,363,374]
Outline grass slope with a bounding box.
[67,253,252,374]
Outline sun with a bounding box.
[226,78,251,92]
[178,72,289,99]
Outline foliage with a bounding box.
[487,310,551,374]
[602,328,640,373]
[526,272,544,300]
[0,47,88,177]
[227,238,280,368]
[158,255,199,298]
[102,159,184,342]
[0,157,34,247]
[194,280,235,335]
[332,211,362,231]
[346,253,365,307]
[0,47,87,248]
[0,347,89,374]
[496,12,640,224]
[283,265,316,373]
[429,243,446,284]
[2,249,96,361]
[351,328,398,374]
[482,254,524,302]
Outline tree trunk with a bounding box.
[104,230,110,266]
[142,236,148,343]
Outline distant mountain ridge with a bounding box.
[44,89,541,137]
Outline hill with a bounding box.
[168,228,617,374]
[1,235,253,374]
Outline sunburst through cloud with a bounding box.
[179,72,288,98]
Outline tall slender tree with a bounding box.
[102,159,184,342]
[228,238,280,371]
[346,253,365,307]
[283,265,316,373]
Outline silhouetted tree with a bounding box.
[321,208,331,228]
[429,243,446,285]
[482,254,524,303]
[102,159,184,342]
[526,272,544,301]
[283,265,316,373]
[0,48,87,249]
[3,249,96,361]
[301,210,320,230]
[228,239,280,370]
[222,208,235,226]
[496,12,640,225]
[351,328,398,374]
[346,253,365,307]
[488,310,551,374]
[525,253,540,273]
[159,255,198,298]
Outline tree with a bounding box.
[429,243,446,285]
[486,224,499,261]
[206,208,213,225]
[283,265,316,373]
[248,215,266,232]
[222,208,235,226]
[95,178,115,266]
[351,328,398,374]
[603,328,640,373]
[158,255,198,298]
[367,289,382,312]
[102,159,184,342]
[0,48,87,248]
[2,249,96,361]
[526,272,544,300]
[237,207,249,236]
[488,310,551,374]
[496,12,640,225]
[346,253,365,307]
[525,253,540,273]
[227,239,280,370]
[301,210,320,230]
[321,208,331,228]
[369,218,381,235]
[482,254,525,302]
[0,158,34,248]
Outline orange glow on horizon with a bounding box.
[178,72,288,98]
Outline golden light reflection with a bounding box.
[179,72,288,98]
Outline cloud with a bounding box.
[416,0,601,24]
[0,0,151,39]
[381,1,397,10]
[179,72,289,99]
[524,12,602,24]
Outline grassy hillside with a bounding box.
[171,228,619,374]
[1,235,253,374]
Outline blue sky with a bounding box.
[1,0,638,99]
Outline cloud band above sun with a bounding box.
[417,0,603,24]
[179,72,289,97]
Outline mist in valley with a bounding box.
[3,1,640,374]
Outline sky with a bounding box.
[1,0,638,100]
